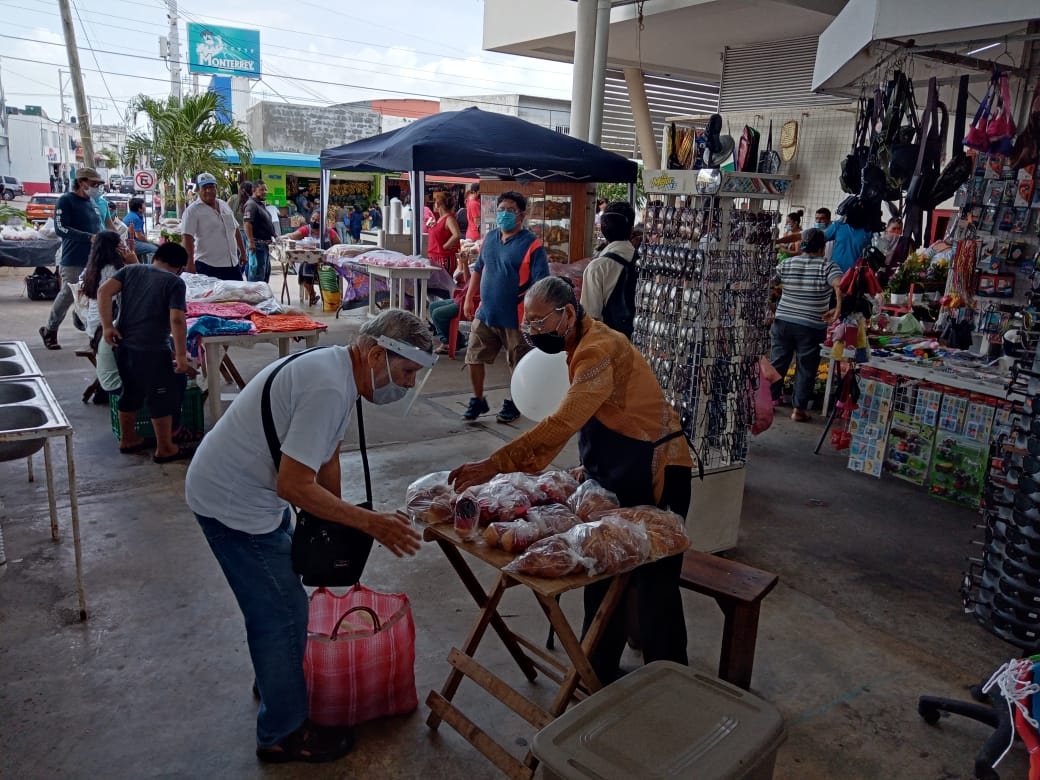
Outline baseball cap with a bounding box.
[77,167,102,183]
[197,173,217,187]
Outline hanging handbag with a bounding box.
[963,74,995,151]
[927,75,974,208]
[261,348,376,587]
[304,585,418,726]
[758,120,781,174]
[737,125,760,172]
[986,72,1017,155]
[1010,81,1040,170]
[886,73,922,189]
[841,97,872,194]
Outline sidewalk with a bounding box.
[0,265,1025,779]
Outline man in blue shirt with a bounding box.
[461,191,549,422]
[777,209,871,273]
[40,166,104,350]
[123,197,159,261]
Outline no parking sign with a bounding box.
[133,169,157,191]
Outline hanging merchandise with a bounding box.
[986,72,1018,156]
[779,120,799,163]
[884,72,923,192]
[926,75,974,210]
[841,97,873,195]
[737,125,760,173]
[758,121,781,174]
[964,73,997,151]
[1010,82,1040,170]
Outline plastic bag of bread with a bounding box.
[526,504,581,534]
[535,471,580,504]
[493,472,549,506]
[454,480,533,537]
[566,480,620,520]
[483,520,544,553]
[503,534,584,578]
[405,471,456,524]
[592,506,690,559]
[571,516,650,576]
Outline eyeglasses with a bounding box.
[521,307,565,334]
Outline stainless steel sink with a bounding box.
[0,377,71,463]
[0,341,42,378]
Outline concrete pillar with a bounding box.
[624,67,660,168]
[569,0,598,141]
[588,0,612,145]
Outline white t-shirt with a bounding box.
[581,240,635,320]
[181,198,240,268]
[185,347,359,534]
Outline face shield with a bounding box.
[375,335,438,415]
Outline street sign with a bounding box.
[134,169,157,191]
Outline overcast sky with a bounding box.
[0,0,574,127]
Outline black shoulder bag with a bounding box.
[600,251,637,339]
[261,349,375,587]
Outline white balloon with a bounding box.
[510,349,570,422]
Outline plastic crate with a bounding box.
[110,384,204,439]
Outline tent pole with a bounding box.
[411,170,424,257]
[320,168,330,241]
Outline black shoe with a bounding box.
[496,398,521,424]
[39,327,60,350]
[91,388,109,405]
[256,720,355,764]
[705,114,723,154]
[463,396,490,421]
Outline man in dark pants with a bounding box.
[243,180,278,283]
[769,228,843,422]
[40,166,104,349]
[98,242,195,463]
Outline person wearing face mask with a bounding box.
[450,276,694,684]
[460,191,550,422]
[40,166,105,350]
[812,207,834,260]
[185,308,430,765]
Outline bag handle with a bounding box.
[260,347,373,507]
[330,605,382,639]
[952,75,970,150]
[766,120,774,151]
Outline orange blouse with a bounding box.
[488,316,692,503]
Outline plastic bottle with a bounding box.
[401,204,412,234]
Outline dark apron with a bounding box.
[578,415,686,507]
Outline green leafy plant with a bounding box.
[596,164,646,214]
[123,92,251,216]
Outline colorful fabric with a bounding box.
[186,301,257,319]
[186,315,255,358]
[249,313,327,333]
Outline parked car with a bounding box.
[2,175,25,200]
[109,174,123,191]
[120,179,137,194]
[25,193,60,225]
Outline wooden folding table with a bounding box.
[422,522,632,779]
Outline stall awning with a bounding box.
[812,0,1039,95]
[215,149,321,168]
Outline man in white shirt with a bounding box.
[181,172,246,280]
[581,211,636,327]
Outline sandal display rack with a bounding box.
[639,169,792,551]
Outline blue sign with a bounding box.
[187,23,260,77]
[207,76,232,125]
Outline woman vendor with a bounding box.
[449,276,694,684]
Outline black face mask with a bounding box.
[310,222,319,230]
[528,332,566,354]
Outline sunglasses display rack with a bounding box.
[633,197,780,473]
[962,344,1040,651]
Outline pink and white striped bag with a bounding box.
[304,585,417,727]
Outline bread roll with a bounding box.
[504,536,581,578]
[406,471,455,524]
[567,480,620,521]
[597,506,690,559]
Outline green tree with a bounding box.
[596,165,646,212]
[96,148,119,169]
[123,92,251,215]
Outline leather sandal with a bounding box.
[791,409,812,422]
[256,720,355,764]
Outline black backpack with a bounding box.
[25,267,61,301]
[600,251,637,339]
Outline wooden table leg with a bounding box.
[718,600,761,690]
[368,271,378,316]
[220,355,247,389]
[435,540,537,681]
[203,343,223,426]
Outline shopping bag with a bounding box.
[751,357,781,436]
[304,585,418,727]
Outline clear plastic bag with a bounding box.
[589,506,689,560]
[405,471,455,524]
[566,479,620,520]
[453,480,532,538]
[535,470,580,504]
[483,504,581,553]
[504,516,651,578]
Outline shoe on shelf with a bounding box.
[39,327,60,350]
[256,720,355,764]
[462,396,490,421]
[497,398,521,424]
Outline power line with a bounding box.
[71,0,122,124]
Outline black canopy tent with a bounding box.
[319,107,638,254]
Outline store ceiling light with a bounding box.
[966,42,1000,56]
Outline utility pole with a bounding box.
[57,0,94,165]
[167,0,182,100]
[0,57,11,167]
[57,69,67,177]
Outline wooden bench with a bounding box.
[679,549,779,691]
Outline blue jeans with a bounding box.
[195,509,309,747]
[134,240,158,262]
[247,243,271,283]
[769,319,826,411]
[429,298,459,344]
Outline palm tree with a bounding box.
[123,92,251,215]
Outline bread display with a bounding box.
[502,535,582,578]
[405,471,456,524]
[535,471,580,504]
[545,226,570,245]
[592,506,690,559]
[454,482,533,537]
[483,504,582,553]
[567,480,620,520]
[547,248,571,264]
[504,516,650,578]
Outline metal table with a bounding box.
[362,263,436,320]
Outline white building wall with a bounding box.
[3,114,61,191]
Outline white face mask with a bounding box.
[87,185,101,198]
[370,354,408,405]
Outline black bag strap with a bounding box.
[766,120,774,151]
[261,347,372,507]
[952,74,970,150]
[601,250,634,269]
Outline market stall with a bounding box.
[0,239,60,268]
[319,107,637,259]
